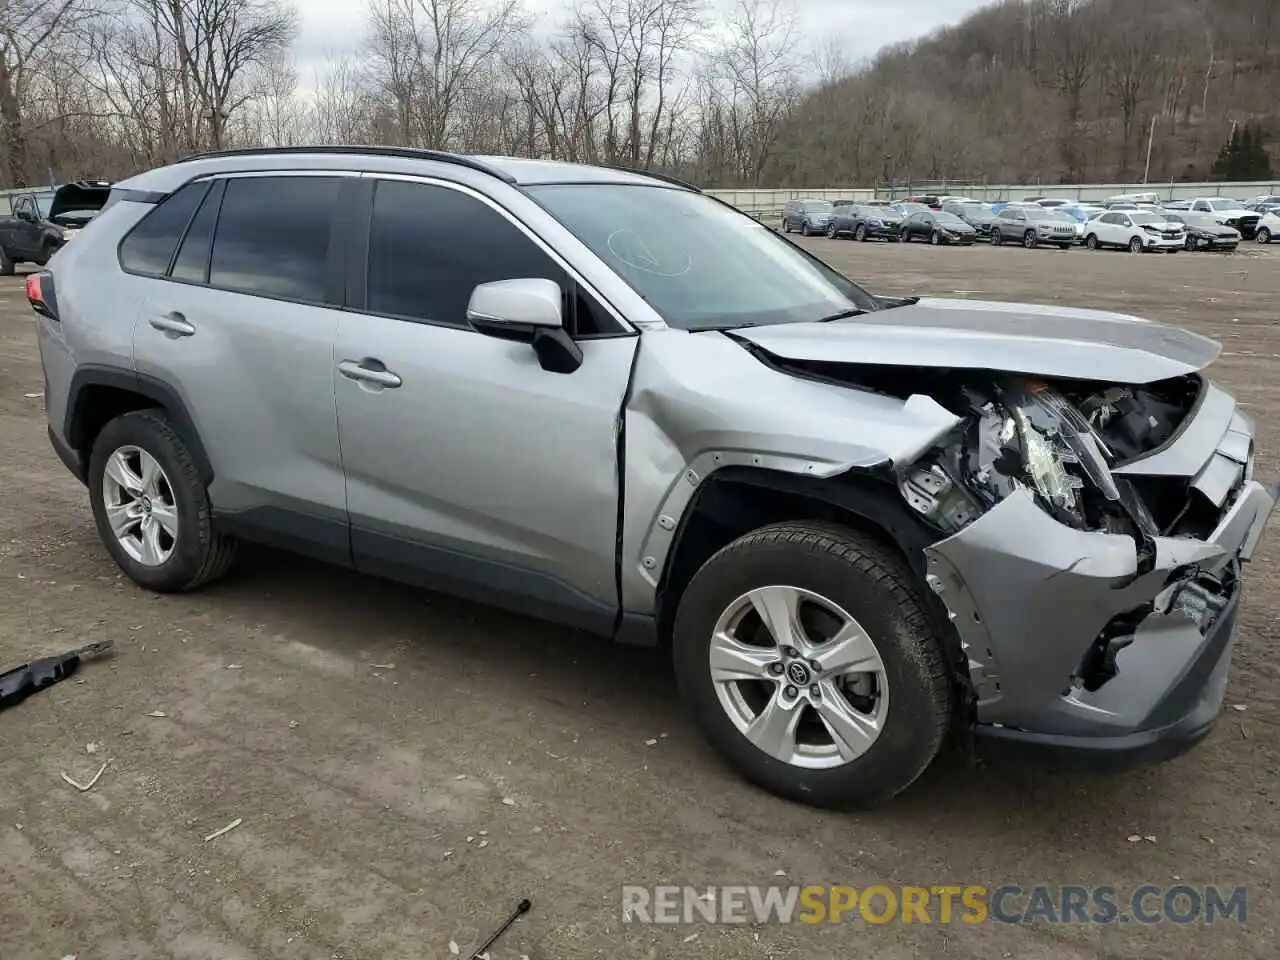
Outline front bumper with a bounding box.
[925,477,1277,768]
[1144,236,1185,250]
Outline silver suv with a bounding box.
[29,147,1276,808]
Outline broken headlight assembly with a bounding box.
[900,378,1154,540]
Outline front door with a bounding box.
[333,177,638,634]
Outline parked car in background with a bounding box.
[899,209,977,245]
[990,205,1077,248]
[1162,200,1192,211]
[1,181,111,275]
[781,199,835,236]
[888,201,932,218]
[1105,192,1162,206]
[829,203,902,241]
[1085,210,1185,252]
[942,201,1000,240]
[903,195,943,210]
[1254,209,1280,244]
[1034,198,1074,208]
[1245,194,1280,207]
[1159,211,1240,251]
[1058,203,1106,224]
[1102,201,1141,211]
[1187,198,1261,239]
[1245,201,1280,216]
[1049,210,1086,243]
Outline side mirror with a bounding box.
[466,278,583,375]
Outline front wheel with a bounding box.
[1128,236,1144,253]
[673,522,954,809]
[1259,227,1273,244]
[88,410,238,593]
[930,231,941,245]
[991,230,1003,246]
[827,224,838,239]
[855,224,867,241]
[1085,233,1098,250]
[1022,230,1038,249]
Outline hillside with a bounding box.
[767,0,1280,187]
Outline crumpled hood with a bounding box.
[732,297,1221,384]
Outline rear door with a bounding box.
[331,176,638,633]
[10,196,44,258]
[129,173,351,563]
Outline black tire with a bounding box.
[1058,243,1071,250]
[1185,234,1196,251]
[1085,233,1098,250]
[672,522,954,809]
[87,410,237,593]
[991,230,1003,246]
[930,231,941,245]
[1022,230,1037,249]
[1128,236,1144,254]
[0,246,13,276]
[781,219,791,234]
[897,231,907,243]
[827,224,837,239]
[855,224,867,241]
[1259,227,1272,244]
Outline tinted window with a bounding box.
[210,176,339,302]
[119,181,210,276]
[171,180,224,283]
[367,179,565,328]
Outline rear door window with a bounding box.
[171,180,225,284]
[209,175,340,303]
[118,181,210,277]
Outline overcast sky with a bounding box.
[291,0,994,80]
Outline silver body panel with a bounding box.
[38,149,1277,752]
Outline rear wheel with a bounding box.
[673,522,954,809]
[1259,227,1273,244]
[88,410,238,593]
[1128,236,1144,254]
[1022,230,1038,249]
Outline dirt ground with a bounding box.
[1,240,1278,960]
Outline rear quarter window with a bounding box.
[118,182,211,277]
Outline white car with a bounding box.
[1188,197,1263,238]
[1085,210,1186,252]
[1256,210,1280,244]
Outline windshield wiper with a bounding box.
[814,308,867,323]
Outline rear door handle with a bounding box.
[149,312,195,337]
[338,359,402,389]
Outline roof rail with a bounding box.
[177,145,517,183]
[614,167,701,191]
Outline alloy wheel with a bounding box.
[708,585,888,770]
[101,445,179,566]
[1259,228,1272,244]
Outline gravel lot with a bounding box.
[1,241,1278,959]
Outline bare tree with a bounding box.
[1101,3,1164,176]
[0,0,98,183]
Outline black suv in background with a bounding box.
[0,181,111,275]
[827,203,903,241]
[781,198,834,236]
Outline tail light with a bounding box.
[26,271,58,321]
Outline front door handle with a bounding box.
[149,312,195,337]
[338,359,402,389]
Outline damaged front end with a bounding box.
[895,372,1276,764]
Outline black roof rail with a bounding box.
[176,145,517,183]
[613,166,701,191]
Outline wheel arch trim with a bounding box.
[65,364,215,486]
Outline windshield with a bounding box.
[1130,212,1160,225]
[957,203,988,217]
[805,201,834,214]
[892,202,930,215]
[35,196,53,217]
[934,211,967,227]
[1025,208,1061,222]
[1058,208,1087,221]
[529,184,875,331]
